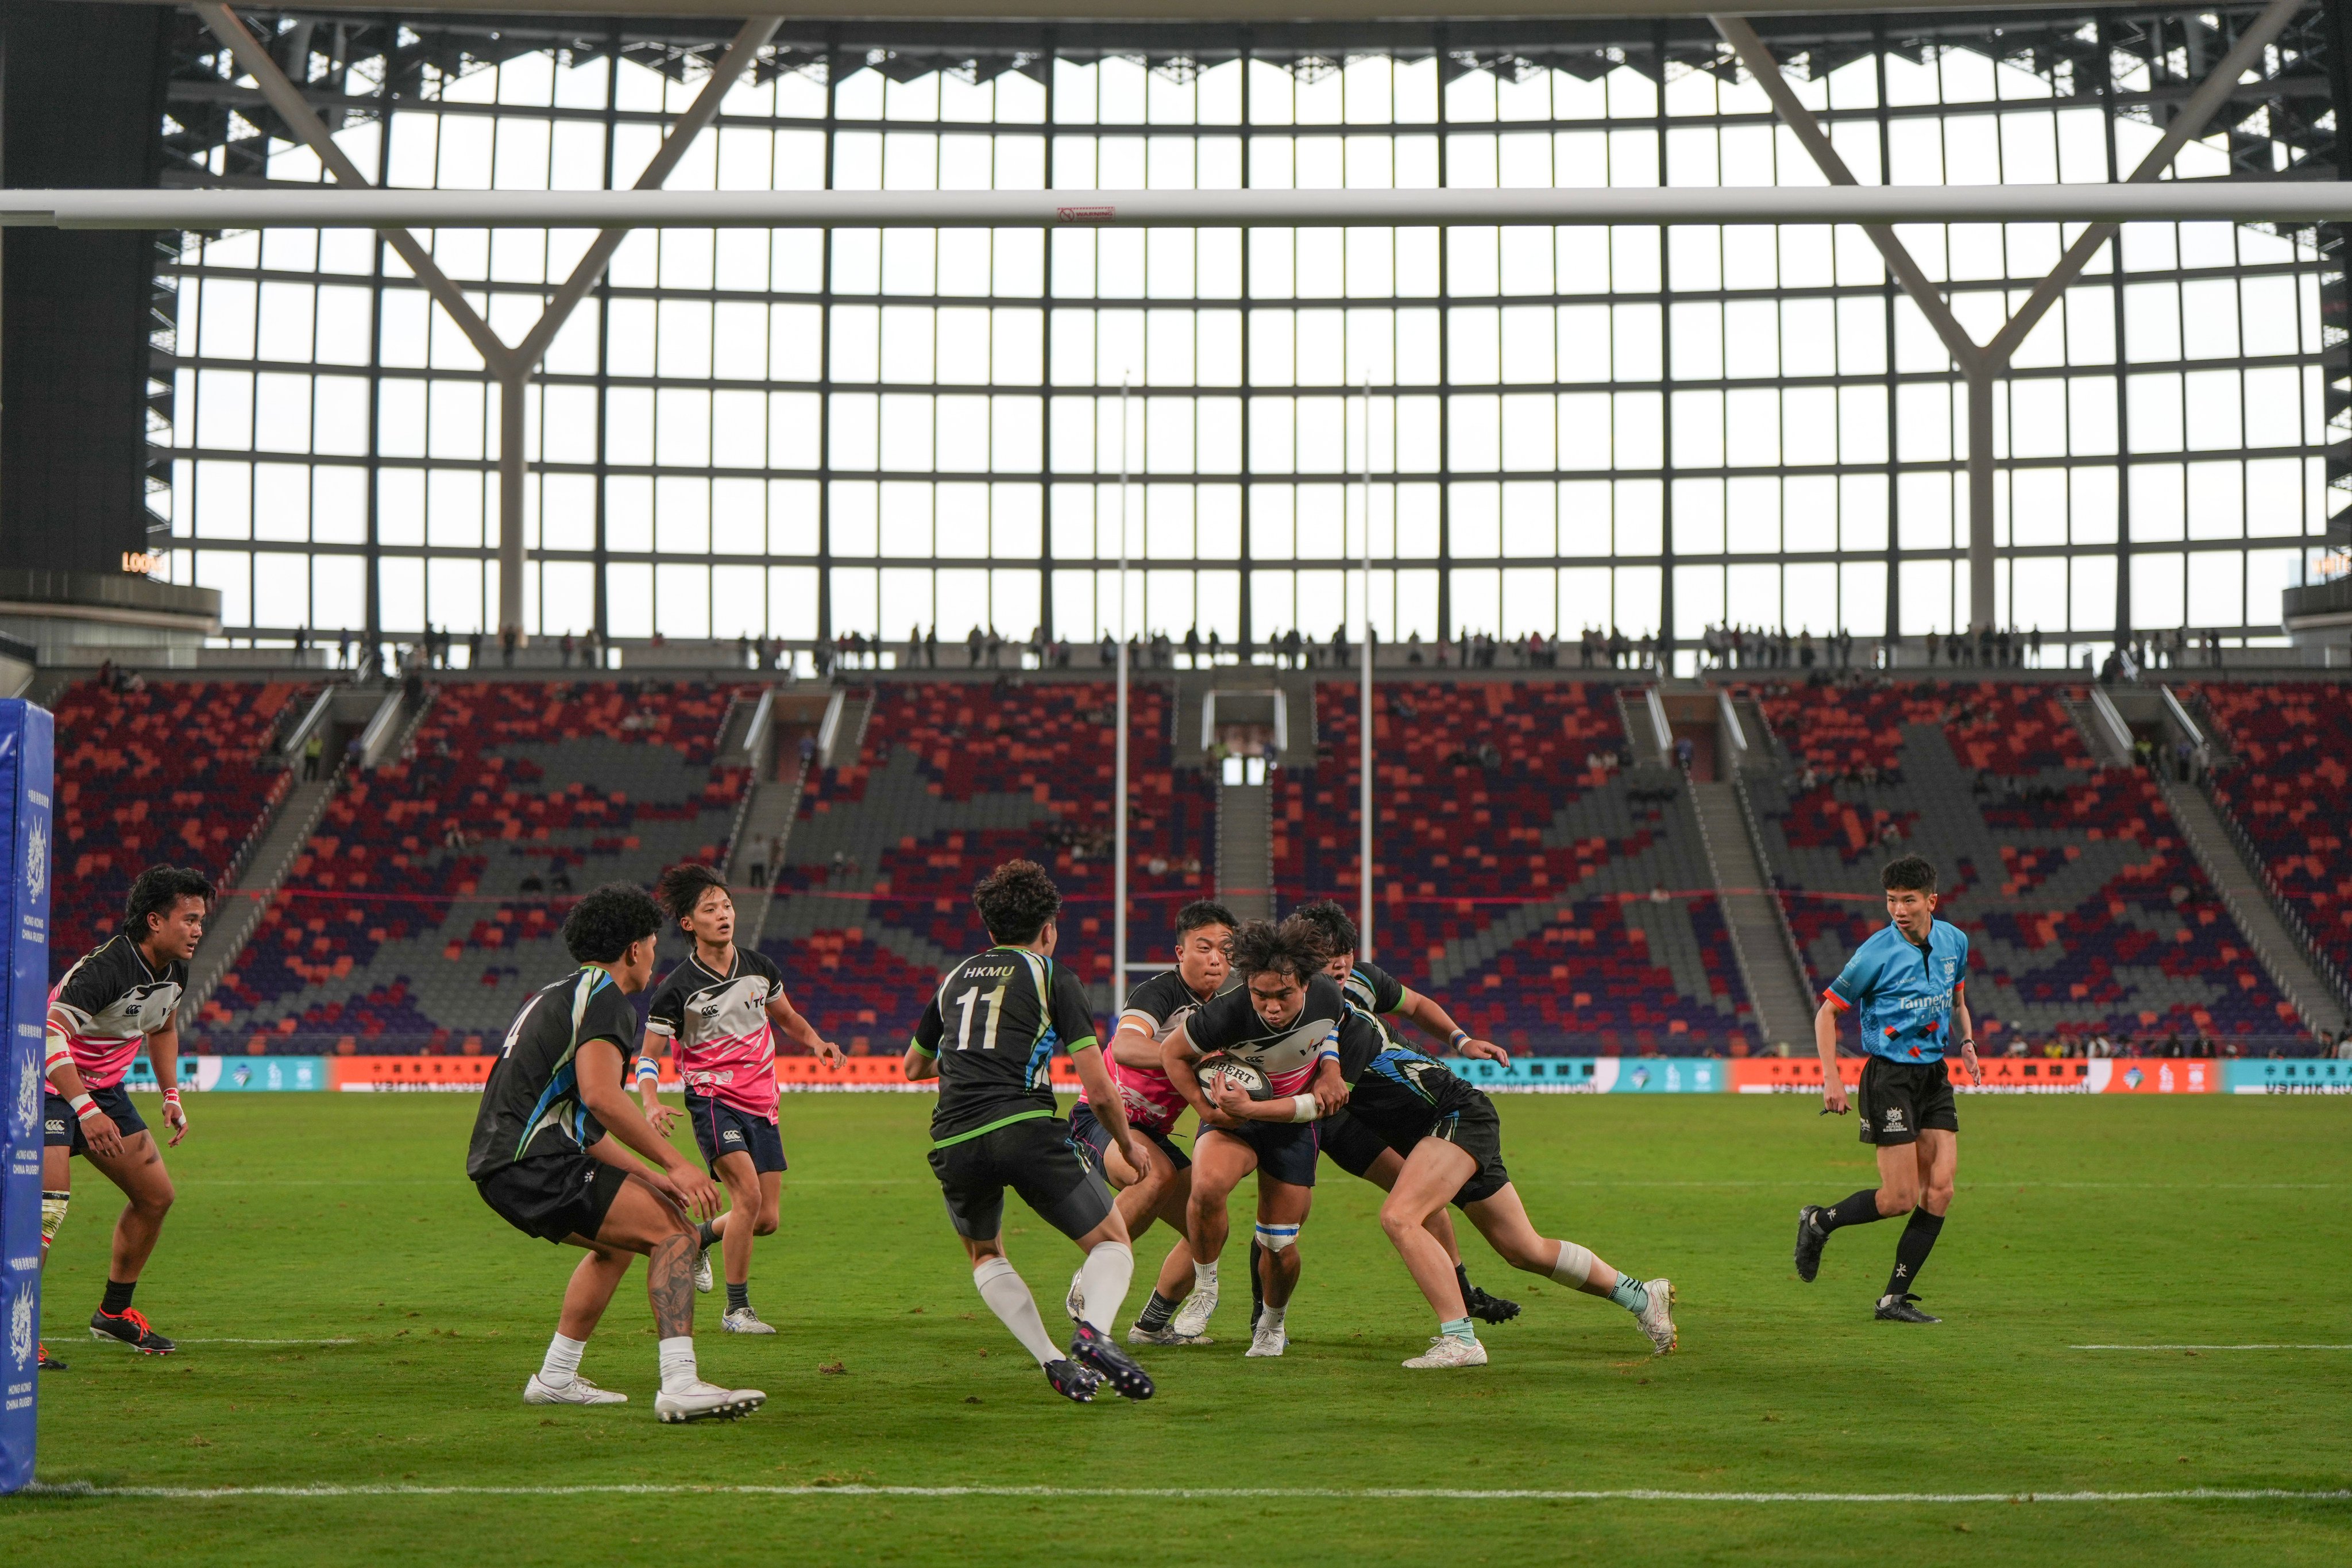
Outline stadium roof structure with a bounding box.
[101,0,2172,17]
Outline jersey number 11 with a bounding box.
[953,984,1007,1051]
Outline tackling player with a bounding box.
[1791,855,1981,1324]
[1288,899,1520,1327]
[1065,899,1234,1345]
[1158,916,1350,1358]
[468,882,764,1422]
[636,863,843,1335]
[40,866,211,1364]
[1207,1007,1676,1369]
[903,859,1156,1404]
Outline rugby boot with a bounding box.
[524,1374,628,1405]
[1169,1279,1218,1339]
[36,1344,65,1372]
[1403,1334,1488,1369]
[1042,1358,1102,1404]
[654,1381,766,1422]
[1068,1320,1155,1401]
[89,1307,175,1354]
[1793,1206,1829,1283]
[1126,1323,1213,1347]
[1635,1279,1678,1354]
[720,1307,778,1335]
[1463,1284,1522,1324]
[1875,1292,1941,1324]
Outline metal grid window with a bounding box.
[155,21,2339,663]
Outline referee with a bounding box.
[1791,855,1982,1323]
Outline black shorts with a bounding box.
[1068,1102,1191,1172]
[927,1111,1117,1243]
[686,1093,788,1176]
[476,1152,629,1244]
[1423,1098,1512,1206]
[1319,1108,1395,1180]
[1857,1057,1959,1146]
[1198,1117,1320,1187]
[43,1084,146,1156]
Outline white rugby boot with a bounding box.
[654,1381,766,1423]
[1169,1280,1219,1339]
[721,1307,777,1335]
[1402,1335,1488,1369]
[523,1373,628,1405]
[1127,1323,1214,1347]
[1244,1317,1288,1358]
[693,1242,715,1294]
[1065,1270,1086,1323]
[1635,1278,1678,1355]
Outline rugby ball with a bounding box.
[1196,1053,1273,1100]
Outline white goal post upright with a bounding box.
[1114,379,1131,1012]
[1360,380,1376,965]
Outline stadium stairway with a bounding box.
[184,684,408,1012]
[2158,776,2350,1039]
[1216,773,1273,919]
[1689,777,1814,1049]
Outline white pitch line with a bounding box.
[2071,1344,2352,1351]
[163,1338,359,1345]
[20,1483,2352,1504]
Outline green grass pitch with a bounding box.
[5,1091,2347,1565]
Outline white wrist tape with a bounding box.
[70,1093,99,1121]
[1289,1094,1319,1123]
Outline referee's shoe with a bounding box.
[1875,1292,1940,1324]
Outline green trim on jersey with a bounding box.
[929,1106,1057,1149]
[909,1036,937,1057]
[1063,1034,1100,1055]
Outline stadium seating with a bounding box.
[52,677,312,964]
[199,680,752,1053]
[1744,677,2300,1047]
[1275,681,1753,1055]
[2185,681,2352,982]
[762,678,1215,1052]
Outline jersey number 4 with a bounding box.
[952,984,1009,1051]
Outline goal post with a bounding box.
[0,698,55,1496]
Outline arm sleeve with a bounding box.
[1824,944,1877,1013]
[1051,965,1099,1056]
[642,972,684,1040]
[910,991,945,1057]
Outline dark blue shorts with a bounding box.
[43,1083,145,1155]
[1068,1102,1192,1172]
[1198,1117,1319,1187]
[686,1093,787,1176]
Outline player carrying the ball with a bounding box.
[636,862,843,1335]
[903,859,1156,1404]
[1065,898,1235,1346]
[1792,854,1981,1323]
[38,866,211,1366]
[1205,920,1675,1368]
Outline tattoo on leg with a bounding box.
[649,1233,696,1338]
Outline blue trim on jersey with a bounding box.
[1828,920,1970,1064]
[1366,1044,1447,1104]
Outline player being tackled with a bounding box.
[637,863,843,1335]
[468,883,764,1422]
[903,859,1155,1404]
[1793,855,1981,1323]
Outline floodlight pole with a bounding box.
[1360,379,1375,963]
[1114,377,1131,1009]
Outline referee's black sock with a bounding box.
[1818,1189,1890,1232]
[100,1279,135,1315]
[1884,1210,1945,1298]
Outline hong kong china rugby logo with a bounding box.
[14,1056,36,1138]
[7,1287,30,1369]
[24,820,43,903]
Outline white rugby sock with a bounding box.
[538,1332,586,1388]
[1258,1304,1287,1337]
[657,1335,699,1394]
[1077,1241,1134,1334]
[973,1257,1061,1366]
[1194,1258,1218,1293]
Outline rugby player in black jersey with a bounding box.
[1283,899,1520,1329]
[1157,917,1351,1358]
[902,859,1156,1404]
[1061,899,1235,1346]
[40,866,211,1364]
[468,883,764,1422]
[1208,988,1678,1368]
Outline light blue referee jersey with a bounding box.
[1824,919,1969,1064]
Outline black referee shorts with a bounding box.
[1857,1057,1959,1147]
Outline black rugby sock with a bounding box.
[100,1279,136,1315]
[1455,1263,1477,1301]
[725,1282,750,1313]
[1819,1189,1889,1232]
[696,1220,721,1251]
[1884,1210,1945,1299]
[1136,1291,1179,1333]
[1249,1239,1267,1321]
